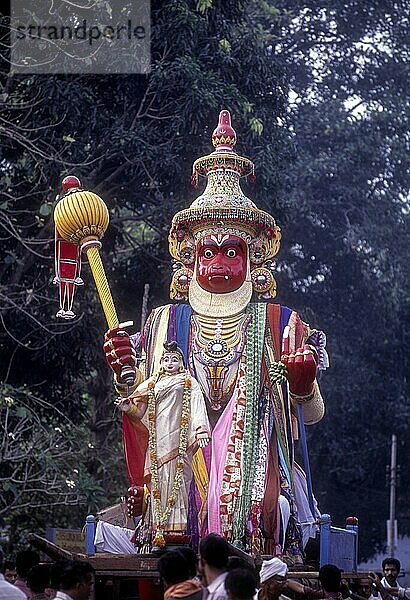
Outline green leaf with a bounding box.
[249,117,264,135]
[243,102,254,114]
[63,135,76,143]
[219,39,231,53]
[197,0,213,14]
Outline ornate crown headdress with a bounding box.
[168,110,281,301]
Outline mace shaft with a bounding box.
[85,245,119,329]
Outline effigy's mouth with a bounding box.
[207,274,230,280]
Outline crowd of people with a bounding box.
[1,539,409,600]
[0,549,93,600]
[157,537,409,600]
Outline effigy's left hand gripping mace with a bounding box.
[53,176,135,384]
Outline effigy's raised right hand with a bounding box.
[103,325,137,384]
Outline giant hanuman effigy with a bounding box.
[54,111,328,560]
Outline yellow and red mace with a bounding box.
[53,176,134,383]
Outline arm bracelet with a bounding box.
[289,382,317,404]
[114,371,142,397]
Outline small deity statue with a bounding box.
[116,342,210,549]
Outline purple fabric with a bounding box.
[279,306,293,463]
[202,436,212,470]
[187,478,200,551]
[175,304,193,364]
[130,331,142,352]
[166,303,193,366]
[279,305,292,349]
[307,330,329,370]
[167,304,177,343]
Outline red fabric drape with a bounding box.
[122,415,149,486]
[262,304,282,551]
[262,427,281,554]
[267,304,281,361]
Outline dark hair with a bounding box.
[227,556,250,571]
[319,564,342,592]
[177,547,198,578]
[200,533,229,570]
[27,564,51,593]
[382,558,401,572]
[158,548,197,586]
[58,559,94,591]
[4,558,16,571]
[225,568,257,599]
[0,553,15,575]
[15,550,40,579]
[49,559,67,590]
[163,341,185,364]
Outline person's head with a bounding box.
[357,577,372,599]
[27,564,51,594]
[319,564,342,593]
[199,533,229,572]
[259,557,288,597]
[160,341,185,375]
[382,558,401,586]
[158,548,197,587]
[177,547,198,578]
[58,560,94,600]
[227,556,252,571]
[3,558,17,584]
[15,550,40,580]
[225,567,257,600]
[49,560,67,593]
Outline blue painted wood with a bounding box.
[346,522,359,571]
[320,513,331,566]
[296,403,315,516]
[85,514,96,555]
[320,514,358,571]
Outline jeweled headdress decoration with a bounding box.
[168,110,281,301]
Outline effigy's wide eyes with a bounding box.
[226,249,236,257]
[203,249,214,258]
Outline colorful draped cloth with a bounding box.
[122,301,324,554]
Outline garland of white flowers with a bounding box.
[147,371,191,548]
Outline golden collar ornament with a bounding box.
[189,264,252,318]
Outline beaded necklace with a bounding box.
[233,302,266,546]
[147,371,191,548]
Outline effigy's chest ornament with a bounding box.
[169,110,281,309]
[191,312,251,410]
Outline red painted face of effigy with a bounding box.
[196,234,248,293]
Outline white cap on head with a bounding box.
[259,557,288,584]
